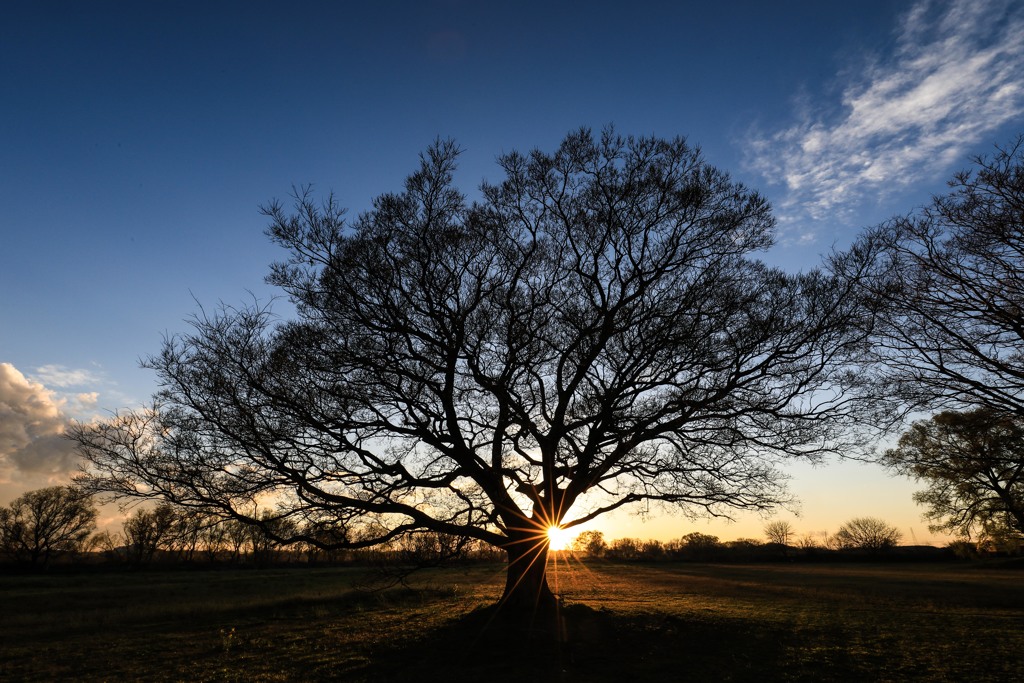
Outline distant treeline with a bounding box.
[574,532,959,563]
[3,487,1022,572]
[0,489,508,571]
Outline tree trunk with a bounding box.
[500,536,557,616]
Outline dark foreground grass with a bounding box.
[2,559,1022,682]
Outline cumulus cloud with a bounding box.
[747,0,1024,231]
[0,362,81,484]
[75,392,99,408]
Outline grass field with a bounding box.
[2,558,1023,682]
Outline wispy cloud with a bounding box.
[31,364,102,388]
[747,0,1024,235]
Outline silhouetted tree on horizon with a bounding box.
[71,128,882,615]
[121,502,179,565]
[672,532,722,561]
[885,408,1024,539]
[763,519,794,546]
[570,530,607,557]
[833,517,901,553]
[0,486,98,567]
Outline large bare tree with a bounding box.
[845,137,1024,418]
[839,137,1024,543]
[72,129,876,613]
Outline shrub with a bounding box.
[834,517,901,552]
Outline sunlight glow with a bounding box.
[546,525,574,551]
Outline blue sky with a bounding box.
[3,0,1023,542]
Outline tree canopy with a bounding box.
[0,486,98,567]
[833,517,901,552]
[72,128,879,611]
[885,408,1024,539]
[763,520,794,546]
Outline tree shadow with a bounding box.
[356,602,832,683]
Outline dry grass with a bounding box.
[1,559,1022,681]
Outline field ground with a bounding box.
[2,558,1023,682]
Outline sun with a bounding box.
[546,525,574,551]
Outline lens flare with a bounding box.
[546,525,573,551]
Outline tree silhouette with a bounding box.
[673,532,722,561]
[0,486,97,567]
[844,137,1024,418]
[122,502,179,565]
[885,408,1024,538]
[72,129,877,614]
[763,520,794,546]
[833,517,901,552]
[571,530,607,557]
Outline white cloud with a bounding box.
[32,364,102,388]
[0,362,81,486]
[747,0,1024,231]
[75,392,99,407]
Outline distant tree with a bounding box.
[571,530,607,557]
[395,530,472,565]
[833,517,901,552]
[223,519,252,563]
[675,532,722,561]
[170,508,215,562]
[199,518,229,563]
[91,529,124,563]
[0,486,98,567]
[72,128,881,614]
[946,539,982,560]
[248,511,297,566]
[763,520,794,546]
[606,538,642,561]
[724,538,765,561]
[681,532,720,547]
[796,531,828,551]
[122,502,180,565]
[795,534,816,550]
[977,517,1024,554]
[300,520,350,564]
[640,539,666,560]
[841,137,1024,419]
[884,408,1024,539]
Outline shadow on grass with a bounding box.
[357,602,848,683]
